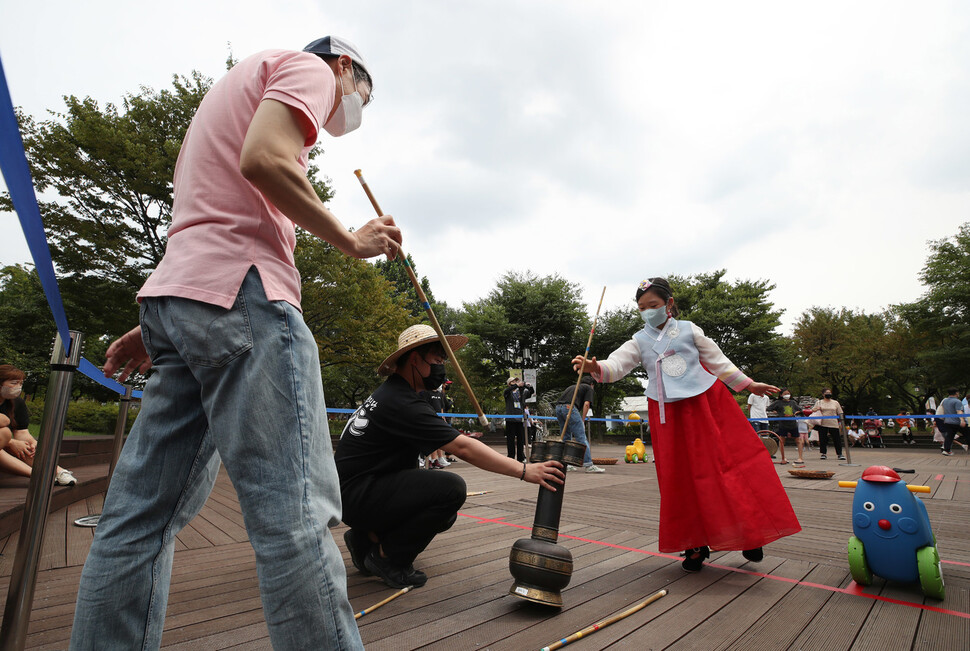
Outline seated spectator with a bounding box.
[846,422,866,447]
[0,365,76,485]
[896,411,915,445]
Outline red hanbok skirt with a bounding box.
[647,381,801,552]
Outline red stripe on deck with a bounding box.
[936,474,944,480]
[458,512,970,619]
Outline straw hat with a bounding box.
[378,324,468,375]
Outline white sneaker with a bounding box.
[585,465,605,473]
[54,470,77,486]
[566,465,577,472]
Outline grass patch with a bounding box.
[27,424,105,439]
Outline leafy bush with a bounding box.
[21,398,137,435]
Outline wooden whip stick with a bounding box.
[354,169,489,428]
[558,286,606,442]
[539,589,667,651]
[354,586,411,620]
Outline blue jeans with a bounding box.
[556,403,592,466]
[71,268,362,650]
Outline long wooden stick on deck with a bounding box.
[539,589,667,650]
[559,286,606,441]
[355,169,489,429]
[354,586,411,620]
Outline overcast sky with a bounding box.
[2,0,968,334]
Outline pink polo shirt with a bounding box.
[138,50,336,311]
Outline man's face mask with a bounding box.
[324,69,363,137]
[423,363,447,391]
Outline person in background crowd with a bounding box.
[811,389,845,460]
[0,364,77,485]
[896,411,915,445]
[767,389,802,464]
[797,407,814,454]
[747,391,770,433]
[503,377,533,461]
[555,375,605,473]
[846,421,866,447]
[940,388,967,456]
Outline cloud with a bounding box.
[2,0,969,341]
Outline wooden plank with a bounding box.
[723,563,853,651]
[912,583,970,650]
[65,500,94,567]
[787,574,882,649]
[0,448,967,651]
[38,505,66,571]
[851,580,927,650]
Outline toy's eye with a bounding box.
[863,502,875,511]
[890,503,902,514]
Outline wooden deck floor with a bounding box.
[1,444,968,649]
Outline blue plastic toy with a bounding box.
[839,465,944,599]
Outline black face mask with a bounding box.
[823,394,832,399]
[423,363,447,391]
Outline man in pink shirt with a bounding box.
[71,36,399,650]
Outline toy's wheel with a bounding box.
[917,545,945,600]
[632,454,639,463]
[847,536,872,586]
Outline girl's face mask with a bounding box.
[640,306,669,329]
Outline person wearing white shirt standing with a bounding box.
[747,393,770,433]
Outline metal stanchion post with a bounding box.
[74,384,134,529]
[839,416,859,467]
[108,384,133,483]
[0,330,84,650]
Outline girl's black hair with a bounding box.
[635,277,680,318]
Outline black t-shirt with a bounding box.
[503,384,533,415]
[767,398,800,431]
[421,389,446,414]
[335,374,460,496]
[558,383,594,409]
[1,397,30,431]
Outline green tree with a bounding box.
[295,231,415,408]
[896,221,970,390]
[373,254,436,318]
[0,265,56,380]
[792,307,916,415]
[460,272,589,412]
[667,270,786,382]
[584,305,647,437]
[4,75,212,290]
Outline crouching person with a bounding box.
[335,325,564,588]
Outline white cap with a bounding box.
[303,36,371,81]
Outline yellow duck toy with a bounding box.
[625,438,648,463]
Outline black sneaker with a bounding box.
[681,546,709,572]
[742,547,764,562]
[364,550,428,588]
[343,529,372,576]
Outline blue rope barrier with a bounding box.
[1,54,146,399]
[77,359,143,399]
[0,53,71,351]
[326,409,958,426]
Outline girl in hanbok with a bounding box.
[572,278,801,571]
